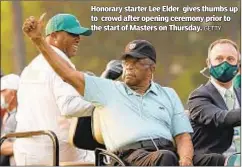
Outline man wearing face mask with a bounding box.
[0,74,20,166]
[187,39,241,166]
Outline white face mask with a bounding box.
[1,95,9,110]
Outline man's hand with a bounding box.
[22,13,85,96]
[175,133,194,166]
[22,13,46,41]
[179,156,193,166]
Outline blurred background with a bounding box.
[1,0,241,105]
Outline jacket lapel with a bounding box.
[205,81,228,110]
[234,88,241,106]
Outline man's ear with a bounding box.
[49,32,59,45]
[206,58,211,68]
[149,65,155,79]
[50,32,57,40]
[150,64,155,73]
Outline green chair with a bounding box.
[225,152,240,166]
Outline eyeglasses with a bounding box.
[122,59,153,68]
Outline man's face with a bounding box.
[207,43,239,67]
[54,31,82,58]
[122,56,154,86]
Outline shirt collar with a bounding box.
[124,81,158,96]
[210,77,234,98]
[147,81,159,96]
[50,45,76,70]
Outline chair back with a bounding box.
[68,114,105,150]
[92,109,105,145]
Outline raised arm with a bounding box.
[22,13,85,95]
[33,37,85,95]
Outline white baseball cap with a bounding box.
[1,74,20,91]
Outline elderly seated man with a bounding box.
[1,74,20,166]
[22,14,194,166]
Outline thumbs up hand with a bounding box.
[22,13,46,42]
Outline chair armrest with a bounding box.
[0,130,59,166]
[60,161,95,166]
[95,148,125,166]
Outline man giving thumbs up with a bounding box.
[16,13,94,165]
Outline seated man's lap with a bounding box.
[193,153,225,166]
[116,148,179,166]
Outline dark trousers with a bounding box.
[193,153,225,166]
[114,137,179,166]
[0,155,10,166]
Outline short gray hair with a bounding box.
[208,39,240,58]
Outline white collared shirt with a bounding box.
[210,78,239,109]
[14,46,95,164]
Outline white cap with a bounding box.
[1,74,20,91]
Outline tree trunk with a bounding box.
[12,1,26,74]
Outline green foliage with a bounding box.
[1,1,14,74]
[170,69,195,106]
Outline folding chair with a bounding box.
[66,116,99,166]
[91,109,125,166]
[68,108,125,166]
[0,130,59,166]
[224,127,241,166]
